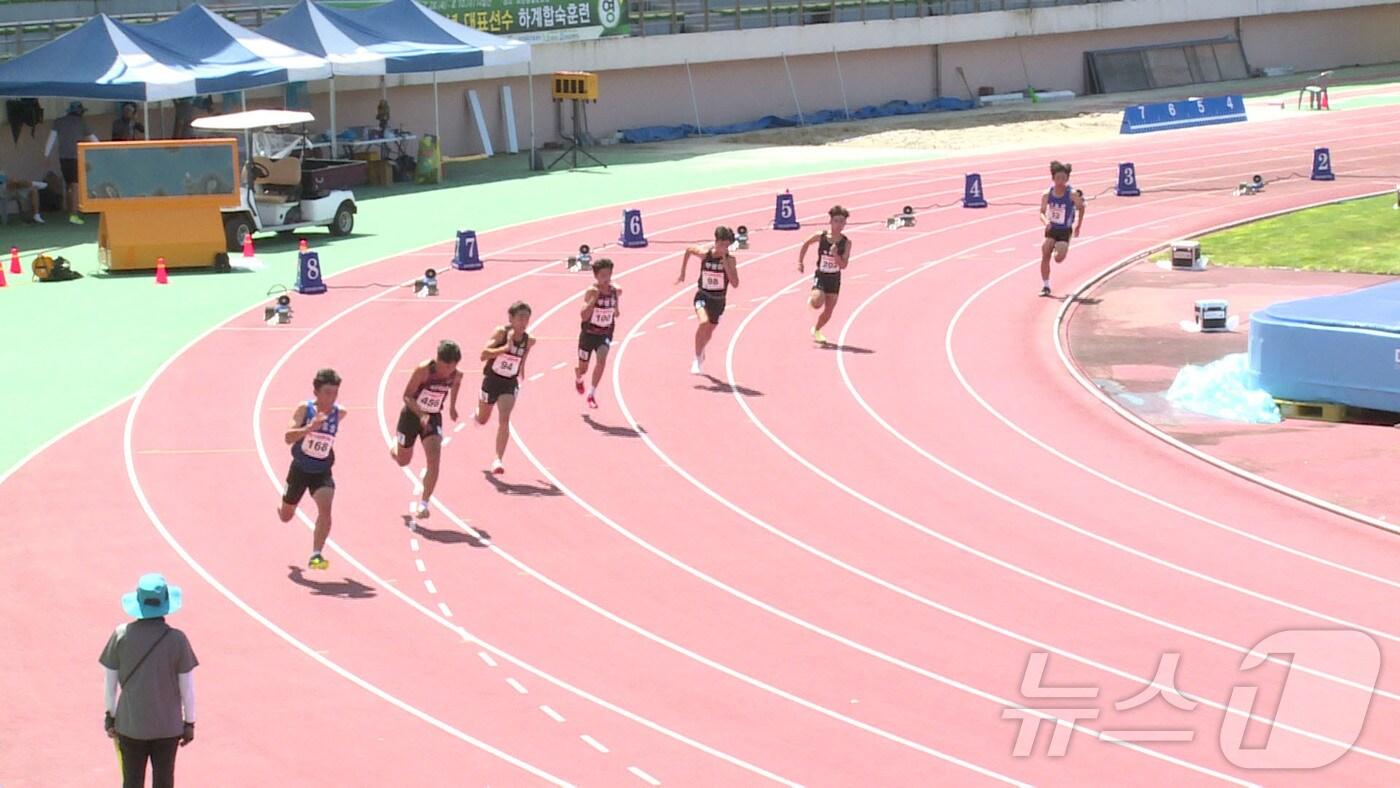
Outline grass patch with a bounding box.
[1148,193,1400,273]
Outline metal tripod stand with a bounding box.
[548,98,606,170]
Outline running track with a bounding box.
[6,105,1400,787]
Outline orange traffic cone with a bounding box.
[242,233,256,259]
[0,263,7,288]
[1320,89,1329,110]
[155,257,168,285]
[9,247,19,275]
[298,238,309,253]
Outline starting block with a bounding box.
[735,225,749,250]
[566,244,593,271]
[1171,240,1207,271]
[414,268,439,297]
[886,206,916,229]
[264,293,293,324]
[1234,174,1265,196]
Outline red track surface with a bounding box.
[7,106,1400,786]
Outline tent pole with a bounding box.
[329,77,338,159]
[527,60,536,171]
[240,90,247,111]
[433,71,441,182]
[142,102,150,141]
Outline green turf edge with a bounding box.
[1146,193,1400,274]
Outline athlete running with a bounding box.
[391,340,463,520]
[575,258,621,409]
[797,205,853,344]
[675,226,740,374]
[277,368,345,571]
[1039,160,1086,296]
[476,301,536,474]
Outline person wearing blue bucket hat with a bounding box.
[100,573,199,788]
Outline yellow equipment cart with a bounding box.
[78,138,242,272]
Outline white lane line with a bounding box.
[657,321,675,329]
[479,651,498,668]
[884,266,903,272]
[438,602,453,618]
[552,361,568,370]
[581,735,609,754]
[507,678,528,694]
[424,579,437,594]
[629,766,662,785]
[415,559,426,572]
[529,372,545,382]
[454,422,466,433]
[410,538,420,552]
[442,436,453,447]
[541,705,566,723]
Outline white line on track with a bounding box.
[415,559,426,572]
[425,579,438,594]
[479,651,498,668]
[629,766,662,785]
[508,678,529,695]
[581,735,609,754]
[438,602,453,618]
[541,705,566,723]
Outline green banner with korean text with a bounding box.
[422,0,628,43]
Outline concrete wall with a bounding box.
[2,1,1397,182]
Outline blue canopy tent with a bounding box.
[0,9,329,138]
[259,0,530,161]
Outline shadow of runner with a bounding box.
[286,566,377,599]
[402,515,488,547]
[482,471,562,497]
[816,343,876,354]
[581,413,642,437]
[695,373,764,397]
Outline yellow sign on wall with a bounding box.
[551,71,598,102]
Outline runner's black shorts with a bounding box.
[395,407,443,449]
[693,291,727,324]
[812,272,841,294]
[578,330,612,361]
[1045,226,1073,244]
[480,372,519,405]
[283,463,334,505]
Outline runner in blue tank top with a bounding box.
[1038,160,1086,297]
[276,368,345,571]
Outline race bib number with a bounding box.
[818,252,840,273]
[591,307,616,328]
[493,353,522,377]
[416,387,447,413]
[1048,204,1067,225]
[302,431,334,460]
[701,270,725,290]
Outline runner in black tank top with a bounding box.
[476,301,537,475]
[797,205,853,345]
[277,368,345,570]
[575,258,621,409]
[675,225,739,374]
[391,340,463,520]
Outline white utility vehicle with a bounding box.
[190,109,358,250]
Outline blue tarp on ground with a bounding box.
[0,10,330,101]
[619,97,976,143]
[260,0,529,76]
